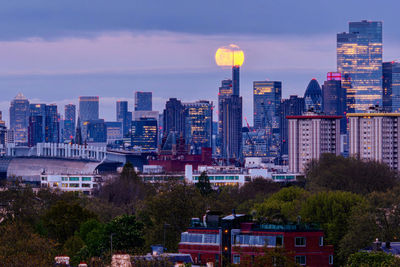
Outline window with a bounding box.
[329,255,333,265]
[69,177,79,181]
[295,237,306,247]
[82,177,91,181]
[69,183,79,188]
[233,255,240,264]
[319,236,324,246]
[41,177,47,181]
[81,184,91,188]
[295,255,306,265]
[276,235,283,246]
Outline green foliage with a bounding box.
[42,200,97,244]
[0,222,58,266]
[196,171,213,196]
[346,251,400,267]
[300,191,364,249]
[306,154,399,195]
[254,187,309,223]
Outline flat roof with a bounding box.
[347,113,400,117]
[286,115,342,119]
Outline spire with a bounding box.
[14,92,27,100]
[75,117,83,145]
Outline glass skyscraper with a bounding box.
[337,20,383,113]
[304,79,322,113]
[253,81,282,157]
[9,93,30,144]
[116,100,129,136]
[131,118,158,152]
[183,100,213,154]
[79,96,99,123]
[383,61,400,112]
[134,91,152,111]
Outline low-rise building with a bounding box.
[40,174,101,195]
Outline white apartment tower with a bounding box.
[348,113,400,171]
[288,113,341,173]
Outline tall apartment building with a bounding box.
[288,113,341,173]
[348,113,400,171]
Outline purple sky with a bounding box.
[1,1,399,125]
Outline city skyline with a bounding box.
[0,1,399,125]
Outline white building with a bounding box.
[40,174,101,195]
[348,113,400,171]
[288,113,341,173]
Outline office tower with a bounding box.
[242,128,268,157]
[304,79,322,112]
[348,112,400,171]
[163,98,185,138]
[9,93,30,144]
[105,121,123,143]
[322,72,347,133]
[116,101,129,136]
[131,118,158,152]
[83,119,107,143]
[288,113,341,173]
[183,100,213,154]
[383,61,400,112]
[280,95,305,156]
[218,79,233,146]
[253,81,282,157]
[134,91,152,111]
[232,66,240,96]
[0,112,5,145]
[337,20,383,113]
[30,103,46,117]
[45,104,59,143]
[63,104,76,142]
[220,95,242,159]
[28,116,44,147]
[75,118,83,145]
[78,96,99,123]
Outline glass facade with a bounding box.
[45,104,59,143]
[383,62,400,112]
[253,81,281,157]
[63,104,76,142]
[134,91,152,111]
[337,20,383,113]
[116,101,129,136]
[83,119,107,143]
[304,79,322,113]
[131,118,158,152]
[184,101,213,154]
[9,93,30,144]
[79,96,99,123]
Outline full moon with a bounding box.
[215,44,245,67]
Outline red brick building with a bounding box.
[178,212,334,267]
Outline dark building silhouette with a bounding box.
[74,118,83,145]
[63,104,76,142]
[135,91,152,111]
[322,72,347,134]
[28,116,44,147]
[280,95,305,155]
[383,61,400,112]
[163,98,185,138]
[116,100,130,136]
[83,119,107,143]
[45,104,59,143]
[220,95,242,159]
[304,79,322,113]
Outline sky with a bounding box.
[1,0,400,125]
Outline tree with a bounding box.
[196,171,213,196]
[306,154,399,195]
[254,187,309,224]
[346,251,400,267]
[42,200,97,244]
[300,191,364,250]
[0,222,58,266]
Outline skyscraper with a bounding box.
[134,91,152,111]
[9,93,30,144]
[280,95,305,156]
[45,104,59,143]
[304,79,322,113]
[116,101,129,136]
[322,72,347,133]
[220,96,242,159]
[253,81,282,157]
[78,96,99,123]
[337,20,383,112]
[63,104,76,142]
[183,100,213,154]
[28,115,44,147]
[83,119,107,143]
[105,121,123,143]
[383,61,400,112]
[218,79,233,148]
[163,98,185,138]
[131,118,158,152]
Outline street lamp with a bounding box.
[110,233,116,258]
